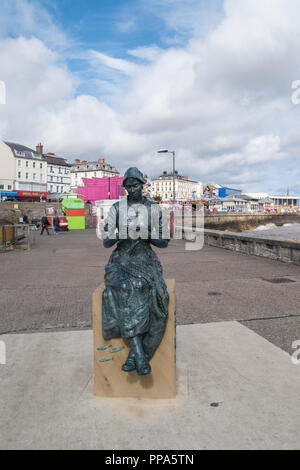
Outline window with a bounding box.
[50,166,53,173]
[26,161,29,167]
[8,185,12,190]
[33,162,36,168]
[50,185,53,192]
[61,186,63,192]
[75,173,78,178]
[18,172,21,178]
[15,150,25,157]
[18,160,21,167]
[56,186,59,192]
[40,174,43,181]
[0,185,4,189]
[58,168,62,174]
[61,177,63,183]
[40,163,43,169]
[50,176,53,182]
[26,172,29,179]
[33,173,36,180]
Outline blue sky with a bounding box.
[41,0,224,100]
[48,0,224,52]
[0,0,300,194]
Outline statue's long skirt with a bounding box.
[102,240,169,360]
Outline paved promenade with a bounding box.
[0,229,299,353]
[1,229,300,450]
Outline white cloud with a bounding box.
[128,46,163,62]
[1,0,300,193]
[0,0,70,49]
[89,50,140,75]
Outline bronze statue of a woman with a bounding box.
[102,167,169,376]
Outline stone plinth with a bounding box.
[93,279,176,398]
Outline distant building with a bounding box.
[269,195,300,208]
[202,183,222,198]
[218,187,242,198]
[71,158,119,192]
[150,171,202,201]
[0,141,47,192]
[44,154,72,194]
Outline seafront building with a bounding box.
[150,171,203,201]
[70,158,119,192]
[35,144,72,194]
[45,153,72,194]
[270,195,300,207]
[0,140,47,192]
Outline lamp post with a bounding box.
[157,149,176,203]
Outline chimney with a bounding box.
[74,158,80,164]
[82,160,87,164]
[36,143,43,155]
[98,158,105,164]
[183,176,188,180]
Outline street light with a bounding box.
[157,149,176,203]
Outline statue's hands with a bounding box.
[127,223,150,241]
[103,231,119,248]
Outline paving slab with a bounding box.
[0,322,300,450]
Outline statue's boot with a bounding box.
[122,345,136,372]
[122,355,136,372]
[135,357,151,376]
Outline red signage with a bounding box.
[17,190,49,198]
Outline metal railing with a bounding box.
[0,224,37,251]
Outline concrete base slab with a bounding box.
[0,322,300,450]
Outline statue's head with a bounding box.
[123,167,146,201]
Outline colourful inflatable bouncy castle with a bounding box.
[62,197,85,230]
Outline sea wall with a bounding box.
[204,229,300,265]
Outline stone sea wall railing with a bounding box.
[203,229,300,266]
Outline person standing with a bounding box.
[23,214,29,231]
[31,218,38,230]
[41,215,50,235]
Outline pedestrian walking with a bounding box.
[53,215,60,235]
[41,215,50,235]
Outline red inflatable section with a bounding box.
[66,209,85,216]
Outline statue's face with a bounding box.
[125,178,143,201]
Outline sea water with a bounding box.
[242,223,300,240]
